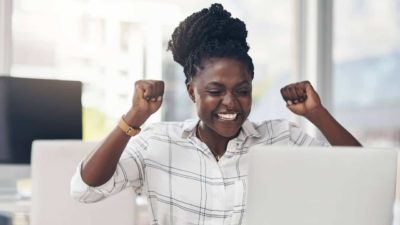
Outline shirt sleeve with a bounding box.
[288,121,330,146]
[70,127,150,203]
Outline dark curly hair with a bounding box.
[167,3,254,84]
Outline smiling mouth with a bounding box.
[217,113,238,121]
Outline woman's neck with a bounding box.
[196,122,239,157]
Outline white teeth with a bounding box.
[217,113,237,120]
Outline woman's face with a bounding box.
[187,57,252,138]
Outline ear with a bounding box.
[186,81,195,103]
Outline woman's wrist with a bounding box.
[304,106,330,125]
[124,108,149,128]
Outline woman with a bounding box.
[71,3,361,224]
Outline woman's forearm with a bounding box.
[305,107,362,146]
[81,80,164,187]
[81,109,145,187]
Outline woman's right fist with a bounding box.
[130,80,164,123]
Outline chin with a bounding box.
[213,119,244,138]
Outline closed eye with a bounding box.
[207,90,223,96]
[236,89,251,96]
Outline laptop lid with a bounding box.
[244,146,398,225]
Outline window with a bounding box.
[10,0,296,140]
[334,0,400,147]
[11,0,182,140]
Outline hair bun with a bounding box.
[168,3,254,83]
[209,3,230,17]
[168,4,249,66]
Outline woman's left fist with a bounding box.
[280,81,323,117]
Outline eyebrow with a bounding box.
[206,80,251,88]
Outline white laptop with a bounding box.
[244,146,398,225]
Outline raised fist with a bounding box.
[280,81,322,118]
[127,80,164,126]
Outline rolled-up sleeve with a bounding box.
[70,129,149,203]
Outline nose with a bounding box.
[222,92,238,110]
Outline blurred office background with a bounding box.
[1,0,399,147]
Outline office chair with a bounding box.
[30,140,137,225]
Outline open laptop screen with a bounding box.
[244,146,397,225]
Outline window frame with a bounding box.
[0,0,12,75]
[294,0,334,137]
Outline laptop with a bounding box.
[244,146,398,225]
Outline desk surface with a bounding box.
[0,194,30,214]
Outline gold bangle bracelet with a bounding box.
[118,116,141,137]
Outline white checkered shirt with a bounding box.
[71,119,328,225]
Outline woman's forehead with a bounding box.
[195,58,252,83]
